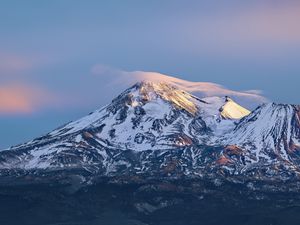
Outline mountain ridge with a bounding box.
[0,81,299,189]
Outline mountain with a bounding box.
[0,82,244,169]
[0,81,299,188]
[224,103,300,163]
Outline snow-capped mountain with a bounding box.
[0,82,235,168]
[0,81,299,185]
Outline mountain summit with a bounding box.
[0,81,299,188]
[220,96,250,119]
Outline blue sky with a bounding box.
[0,0,300,148]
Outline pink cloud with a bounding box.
[91,65,267,109]
[0,84,56,114]
[129,71,268,107]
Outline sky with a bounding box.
[0,0,300,149]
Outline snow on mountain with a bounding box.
[0,81,248,170]
[220,97,251,120]
[46,81,208,150]
[1,80,299,184]
[224,103,300,163]
[32,81,247,151]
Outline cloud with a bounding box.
[0,84,56,114]
[244,90,264,95]
[91,65,267,109]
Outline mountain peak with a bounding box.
[225,102,300,162]
[220,97,251,120]
[127,80,199,115]
[132,81,250,119]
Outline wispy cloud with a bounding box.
[91,64,267,109]
[0,84,56,114]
